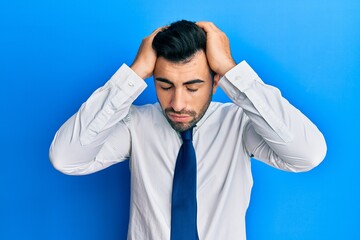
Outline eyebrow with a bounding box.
[155,78,205,86]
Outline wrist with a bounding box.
[219,60,236,76]
[130,63,149,79]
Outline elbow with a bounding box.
[300,135,327,172]
[49,145,78,176]
[50,158,67,175]
[49,148,68,175]
[302,149,326,172]
[49,143,98,176]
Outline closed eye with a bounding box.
[156,78,174,91]
[161,86,172,91]
[187,88,198,92]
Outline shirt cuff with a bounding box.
[219,60,293,143]
[81,64,147,145]
[110,63,147,101]
[223,60,263,92]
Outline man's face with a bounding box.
[154,51,219,132]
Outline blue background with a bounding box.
[1,0,359,239]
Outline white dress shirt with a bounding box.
[49,61,327,240]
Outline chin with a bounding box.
[169,121,195,132]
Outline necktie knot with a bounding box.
[180,128,193,142]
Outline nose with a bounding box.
[170,90,186,112]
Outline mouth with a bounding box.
[167,113,192,123]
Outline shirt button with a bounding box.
[128,81,134,87]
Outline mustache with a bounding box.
[164,108,196,116]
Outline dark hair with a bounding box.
[152,20,206,63]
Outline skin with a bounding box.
[131,21,237,132]
[154,51,217,132]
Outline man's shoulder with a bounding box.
[209,101,240,113]
[131,102,161,111]
[210,101,247,121]
[197,101,244,125]
[129,103,163,118]
[123,103,165,126]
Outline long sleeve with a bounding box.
[219,61,327,172]
[49,64,147,175]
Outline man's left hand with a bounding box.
[196,21,236,76]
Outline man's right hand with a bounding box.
[131,27,165,79]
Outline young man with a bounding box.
[49,20,327,239]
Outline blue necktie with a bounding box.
[170,128,198,240]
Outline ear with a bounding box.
[212,74,221,94]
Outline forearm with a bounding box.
[49,64,146,175]
[220,61,327,172]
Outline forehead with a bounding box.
[154,51,212,83]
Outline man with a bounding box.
[49,20,327,239]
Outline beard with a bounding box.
[162,93,212,132]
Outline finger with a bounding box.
[196,21,219,32]
[196,21,210,32]
[150,25,168,37]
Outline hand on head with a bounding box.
[196,21,236,76]
[131,21,236,80]
[130,26,166,79]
